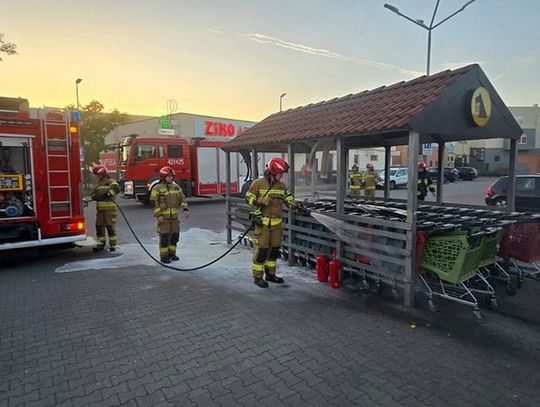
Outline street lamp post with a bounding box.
[280,93,287,112]
[384,0,477,75]
[75,78,82,111]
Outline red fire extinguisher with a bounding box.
[316,253,329,282]
[329,256,342,289]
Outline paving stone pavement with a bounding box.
[2,248,540,407]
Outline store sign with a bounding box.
[159,128,176,136]
[195,119,253,141]
[470,87,491,127]
[422,143,432,155]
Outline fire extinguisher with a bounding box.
[329,256,342,289]
[316,253,329,282]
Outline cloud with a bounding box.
[244,33,422,77]
[208,29,225,36]
[493,72,506,81]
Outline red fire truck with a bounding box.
[116,135,241,204]
[0,97,86,251]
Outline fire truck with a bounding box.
[116,135,241,204]
[0,96,86,251]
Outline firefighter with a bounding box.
[150,166,189,264]
[348,163,362,197]
[90,165,120,252]
[417,161,436,201]
[245,157,298,288]
[363,163,379,198]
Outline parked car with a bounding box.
[427,167,449,183]
[376,167,408,190]
[445,167,459,182]
[485,175,540,212]
[456,166,478,181]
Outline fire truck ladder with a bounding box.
[41,108,73,220]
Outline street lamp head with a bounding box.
[280,93,287,98]
[384,3,399,13]
[76,78,82,84]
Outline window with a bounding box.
[516,177,535,192]
[494,155,500,162]
[168,145,183,158]
[353,154,359,164]
[370,155,378,161]
[134,144,157,161]
[519,134,528,144]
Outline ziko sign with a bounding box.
[195,119,253,141]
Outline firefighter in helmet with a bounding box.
[150,166,189,263]
[245,157,298,288]
[417,161,436,201]
[90,165,120,252]
[348,163,362,197]
[363,163,379,198]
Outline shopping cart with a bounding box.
[498,220,540,286]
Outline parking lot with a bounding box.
[2,177,540,407]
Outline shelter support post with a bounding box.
[508,138,517,211]
[336,137,346,261]
[436,141,445,205]
[251,148,258,180]
[225,151,232,245]
[405,131,419,307]
[288,144,296,266]
[384,146,391,201]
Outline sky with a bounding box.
[1,0,539,122]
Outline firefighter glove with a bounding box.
[249,209,263,227]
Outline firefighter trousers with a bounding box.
[95,210,117,248]
[365,188,376,198]
[157,217,180,259]
[251,225,283,279]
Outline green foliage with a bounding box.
[0,33,17,61]
[68,100,128,166]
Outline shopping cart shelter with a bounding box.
[222,64,529,317]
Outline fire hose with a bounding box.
[84,199,310,272]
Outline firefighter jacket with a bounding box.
[91,177,120,212]
[348,171,363,190]
[417,171,436,199]
[364,170,380,191]
[245,178,295,227]
[151,181,188,219]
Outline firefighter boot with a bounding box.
[265,273,284,284]
[254,278,269,288]
[170,254,179,261]
[109,246,116,252]
[93,245,105,252]
[160,257,171,264]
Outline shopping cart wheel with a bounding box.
[488,297,500,311]
[472,310,485,324]
[428,299,437,312]
[505,283,517,296]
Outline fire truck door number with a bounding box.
[168,158,184,166]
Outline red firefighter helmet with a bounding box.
[92,164,108,176]
[352,163,359,170]
[159,166,175,179]
[366,163,374,171]
[267,157,289,175]
[418,161,427,170]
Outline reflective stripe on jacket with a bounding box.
[150,181,187,218]
[91,177,120,211]
[245,177,294,221]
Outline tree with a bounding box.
[0,33,17,61]
[68,100,128,166]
